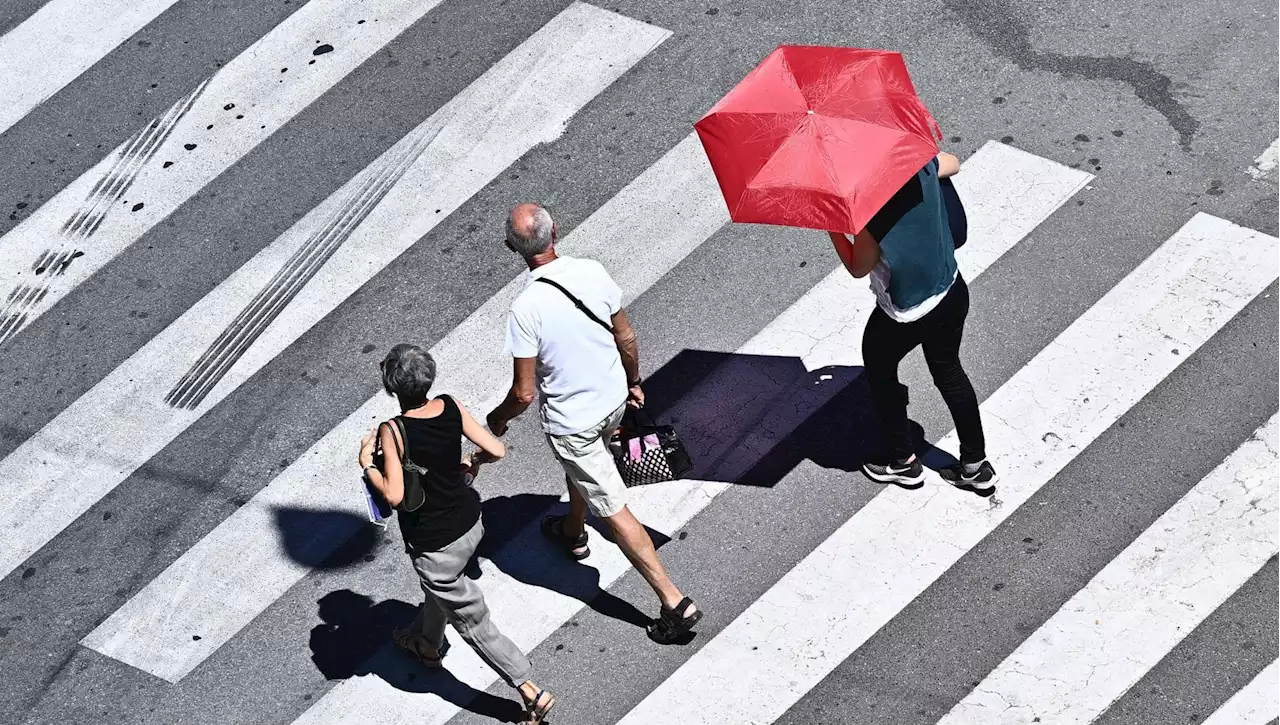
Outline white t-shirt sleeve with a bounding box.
[506,303,540,358]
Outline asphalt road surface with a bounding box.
[0,1,1276,724]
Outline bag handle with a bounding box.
[536,277,613,332]
[623,405,660,431]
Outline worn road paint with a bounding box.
[0,0,451,344]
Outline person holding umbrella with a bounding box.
[694,45,997,490]
[825,153,996,490]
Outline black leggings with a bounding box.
[862,274,986,464]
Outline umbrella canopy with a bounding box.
[694,45,942,234]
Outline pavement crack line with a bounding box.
[943,0,1200,150]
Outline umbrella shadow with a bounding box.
[308,589,525,723]
[640,348,984,495]
[476,493,662,630]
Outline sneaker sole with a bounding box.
[861,466,925,486]
[951,473,999,491]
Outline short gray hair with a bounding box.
[380,343,436,406]
[505,205,555,259]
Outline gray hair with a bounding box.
[380,343,437,406]
[505,205,555,259]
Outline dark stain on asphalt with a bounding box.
[945,0,1199,150]
[1074,133,1091,142]
[314,43,334,55]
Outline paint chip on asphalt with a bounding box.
[1247,138,1278,181]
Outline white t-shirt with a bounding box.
[506,256,628,436]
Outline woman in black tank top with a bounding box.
[358,344,556,723]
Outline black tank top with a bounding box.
[394,395,481,552]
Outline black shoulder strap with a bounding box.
[536,277,613,332]
[386,418,407,463]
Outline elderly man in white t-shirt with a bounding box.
[486,203,702,645]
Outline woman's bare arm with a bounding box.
[358,423,406,507]
[457,398,506,460]
[828,228,881,278]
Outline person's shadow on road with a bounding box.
[308,589,525,723]
[476,492,661,631]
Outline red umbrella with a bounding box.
[694,45,942,234]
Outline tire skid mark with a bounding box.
[164,123,443,410]
[0,79,209,346]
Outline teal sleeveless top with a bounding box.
[864,158,958,311]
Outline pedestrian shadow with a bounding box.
[640,348,980,494]
[271,507,383,569]
[308,589,524,723]
[476,492,663,630]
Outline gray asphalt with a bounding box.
[0,0,1276,723]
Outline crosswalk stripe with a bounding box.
[615,212,1280,725]
[0,0,450,345]
[0,0,181,136]
[1201,660,1280,725]
[74,5,672,681]
[287,141,1083,724]
[94,127,717,708]
[3,0,667,591]
[937,414,1278,725]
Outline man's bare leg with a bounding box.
[600,505,696,615]
[561,474,590,538]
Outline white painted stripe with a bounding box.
[939,414,1279,725]
[287,143,1086,725]
[1248,138,1279,181]
[78,5,675,681]
[0,0,449,344]
[0,0,181,135]
[1201,660,1279,725]
[617,213,1280,725]
[2,1,667,590]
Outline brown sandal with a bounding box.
[522,689,556,724]
[391,628,444,668]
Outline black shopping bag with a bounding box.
[608,407,693,487]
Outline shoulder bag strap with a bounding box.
[536,277,613,332]
[387,418,407,463]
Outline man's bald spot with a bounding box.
[508,203,544,239]
[505,202,555,259]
